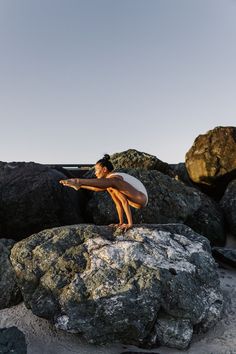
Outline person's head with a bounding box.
[95,154,114,178]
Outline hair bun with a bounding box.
[103,154,110,161]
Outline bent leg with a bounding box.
[79,178,147,207]
[111,189,133,228]
[107,188,124,226]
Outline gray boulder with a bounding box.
[0,326,27,354]
[86,169,225,245]
[0,161,84,240]
[0,239,22,309]
[10,224,223,349]
[220,179,236,238]
[110,149,174,176]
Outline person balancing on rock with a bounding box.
[59,154,148,231]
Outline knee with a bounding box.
[112,178,123,189]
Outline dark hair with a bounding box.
[96,154,114,171]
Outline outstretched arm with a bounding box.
[59,179,106,192]
[76,185,106,192]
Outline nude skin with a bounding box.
[59,163,147,231]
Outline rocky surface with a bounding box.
[185,126,236,190]
[220,179,236,238]
[0,326,27,354]
[0,239,22,309]
[110,149,174,176]
[85,169,225,245]
[10,224,223,349]
[170,163,196,187]
[0,161,84,240]
[212,247,236,268]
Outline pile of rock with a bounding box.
[1,126,236,350]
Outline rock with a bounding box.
[170,163,196,188]
[0,326,27,354]
[85,169,225,246]
[0,239,22,309]
[110,149,174,176]
[212,247,236,268]
[0,161,84,240]
[10,224,223,349]
[220,179,236,237]
[121,352,160,354]
[151,312,193,349]
[185,126,236,197]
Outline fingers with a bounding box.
[59,179,69,186]
[59,179,78,190]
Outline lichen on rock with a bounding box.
[10,223,223,349]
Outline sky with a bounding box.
[0,0,236,165]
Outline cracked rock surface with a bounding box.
[10,224,223,349]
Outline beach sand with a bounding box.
[0,266,235,354]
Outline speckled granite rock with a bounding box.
[110,149,174,176]
[0,239,22,309]
[85,169,225,246]
[10,224,223,349]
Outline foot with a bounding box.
[108,223,123,228]
[118,223,133,232]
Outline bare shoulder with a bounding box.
[107,174,124,181]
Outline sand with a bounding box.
[0,265,235,354]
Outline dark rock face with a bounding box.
[0,239,22,309]
[212,247,236,268]
[0,326,27,354]
[185,126,236,188]
[0,161,84,240]
[110,149,174,176]
[170,163,196,188]
[220,179,236,237]
[85,169,225,246]
[10,224,223,349]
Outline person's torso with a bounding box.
[108,172,148,199]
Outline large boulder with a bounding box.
[85,169,225,246]
[10,224,223,349]
[185,127,236,196]
[82,149,175,180]
[0,239,22,309]
[0,161,84,240]
[0,326,27,354]
[110,149,174,176]
[220,179,236,238]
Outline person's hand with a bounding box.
[59,179,80,191]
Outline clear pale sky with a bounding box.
[0,0,236,165]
